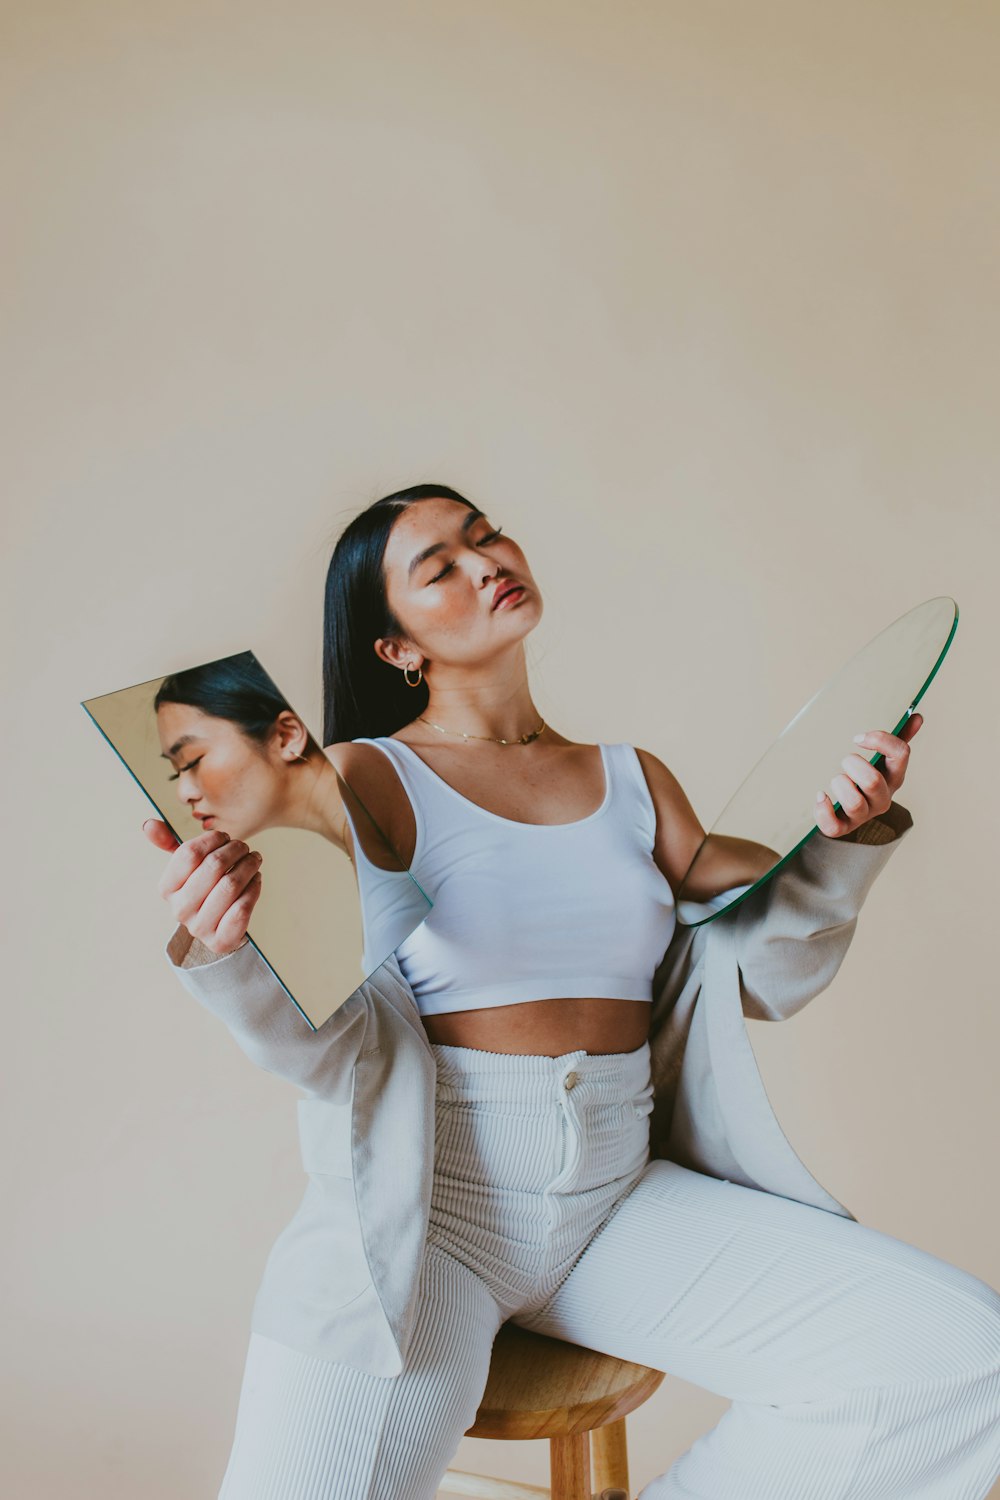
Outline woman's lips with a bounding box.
[493,584,525,610]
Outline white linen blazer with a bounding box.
[163,801,913,1378]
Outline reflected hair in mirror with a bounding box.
[153,651,294,748]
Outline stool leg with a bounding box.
[549,1431,591,1500]
[591,1417,629,1493]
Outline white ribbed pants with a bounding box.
[216,1040,1000,1499]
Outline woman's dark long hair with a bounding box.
[322,484,480,746]
[154,652,295,748]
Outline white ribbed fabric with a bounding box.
[216,1041,1000,1500]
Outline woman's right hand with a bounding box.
[142,818,264,958]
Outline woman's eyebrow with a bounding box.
[161,734,202,761]
[407,508,485,579]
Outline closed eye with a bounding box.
[428,528,504,585]
[168,758,202,781]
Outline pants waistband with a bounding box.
[430,1037,652,1104]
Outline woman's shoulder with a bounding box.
[322,738,418,867]
[630,745,706,899]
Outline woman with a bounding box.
[146,485,1000,1499]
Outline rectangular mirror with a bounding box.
[81,649,433,1030]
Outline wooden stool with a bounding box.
[438,1320,665,1500]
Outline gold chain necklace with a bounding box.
[416,713,547,746]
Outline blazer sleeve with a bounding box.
[164,926,369,1097]
[731,799,915,1022]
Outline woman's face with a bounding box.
[378,497,542,671]
[156,702,297,840]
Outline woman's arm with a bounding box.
[148,819,369,1097]
[639,716,922,1022]
[730,798,913,1021]
[733,718,923,1019]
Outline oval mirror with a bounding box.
[675,596,958,926]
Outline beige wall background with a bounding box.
[3,2,998,1495]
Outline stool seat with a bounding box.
[440,1321,665,1500]
[469,1321,664,1439]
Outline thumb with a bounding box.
[142,817,181,852]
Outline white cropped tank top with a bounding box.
[346,737,677,1015]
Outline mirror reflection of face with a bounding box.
[378,496,542,669]
[156,701,297,841]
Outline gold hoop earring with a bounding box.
[403,662,423,688]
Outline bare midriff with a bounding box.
[419,995,652,1057]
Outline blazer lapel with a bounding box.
[647,806,914,1220]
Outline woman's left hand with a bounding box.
[815,713,923,838]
